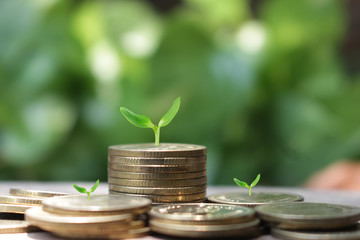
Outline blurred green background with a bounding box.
[1,0,360,186]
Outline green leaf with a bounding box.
[233,178,249,188]
[90,179,99,193]
[158,97,180,127]
[73,184,87,193]
[120,107,155,128]
[250,174,261,188]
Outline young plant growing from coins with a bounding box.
[73,179,99,201]
[233,174,260,196]
[120,97,180,146]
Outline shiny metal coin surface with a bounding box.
[207,192,304,207]
[0,195,42,206]
[108,155,206,165]
[108,162,206,173]
[108,177,207,187]
[109,184,206,195]
[111,191,206,203]
[0,203,33,214]
[256,202,360,230]
[10,188,69,198]
[149,203,255,224]
[108,143,206,157]
[108,169,206,180]
[42,194,151,215]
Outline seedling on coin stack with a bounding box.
[120,97,180,146]
[108,97,207,203]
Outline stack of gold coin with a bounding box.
[108,143,207,203]
[149,203,262,238]
[25,194,152,239]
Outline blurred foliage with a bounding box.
[1,0,360,186]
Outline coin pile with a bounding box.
[207,192,304,208]
[149,203,262,238]
[0,188,67,233]
[25,194,152,239]
[255,202,360,240]
[108,143,207,203]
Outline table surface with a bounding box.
[0,182,359,240]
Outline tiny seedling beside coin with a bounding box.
[73,179,99,201]
[234,174,260,196]
[120,97,180,146]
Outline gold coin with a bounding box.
[111,192,206,203]
[53,227,149,239]
[108,169,206,180]
[150,219,261,238]
[10,188,69,198]
[108,162,206,173]
[149,203,256,225]
[0,219,40,234]
[108,177,207,187]
[0,195,42,206]
[42,194,151,216]
[0,203,33,214]
[109,184,206,195]
[108,143,206,158]
[108,155,206,165]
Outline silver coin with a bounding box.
[110,191,206,203]
[150,218,261,238]
[149,203,255,224]
[255,202,360,230]
[108,169,206,180]
[108,143,206,157]
[108,155,206,165]
[42,194,151,215]
[271,225,360,240]
[207,192,304,207]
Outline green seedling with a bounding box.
[233,174,260,196]
[120,97,181,146]
[73,179,99,201]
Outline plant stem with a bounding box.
[248,187,252,196]
[87,192,90,201]
[153,126,160,146]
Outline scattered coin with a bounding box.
[108,169,206,180]
[271,225,360,240]
[0,219,40,234]
[108,177,207,187]
[207,192,304,207]
[42,194,152,216]
[10,188,69,198]
[149,203,256,224]
[108,143,206,157]
[0,203,33,214]
[108,162,206,173]
[0,195,42,206]
[109,184,206,195]
[255,202,360,230]
[150,218,261,238]
[108,155,207,165]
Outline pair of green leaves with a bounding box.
[73,179,99,201]
[120,97,181,146]
[233,174,260,196]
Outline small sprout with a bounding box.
[120,97,181,146]
[234,174,261,196]
[73,179,99,201]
